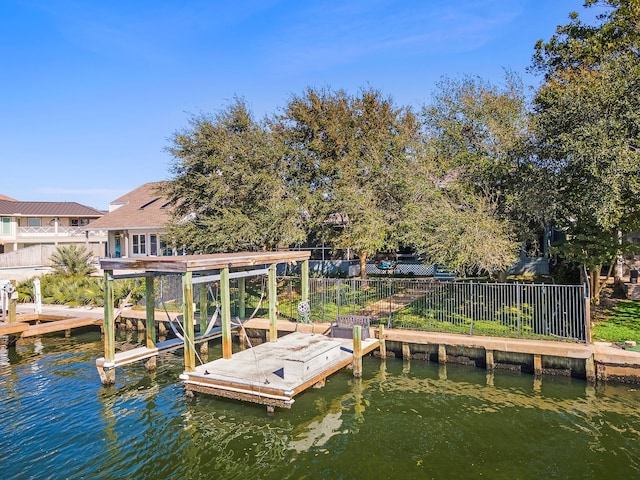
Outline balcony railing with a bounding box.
[16,226,107,237]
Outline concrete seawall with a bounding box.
[12,305,640,384]
[242,318,640,384]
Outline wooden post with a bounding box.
[100,270,115,385]
[8,280,16,323]
[402,342,411,360]
[301,259,309,303]
[238,277,246,319]
[144,276,157,372]
[438,344,447,364]
[221,267,232,359]
[533,354,543,377]
[585,293,592,345]
[238,328,247,350]
[485,349,495,371]
[353,325,362,378]
[182,272,195,372]
[268,263,277,342]
[585,354,596,382]
[199,283,208,334]
[199,283,208,356]
[378,325,386,357]
[145,276,156,349]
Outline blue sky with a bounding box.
[1,0,600,210]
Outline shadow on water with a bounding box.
[1,331,639,479]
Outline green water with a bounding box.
[1,331,639,479]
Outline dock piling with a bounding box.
[534,354,543,377]
[378,325,386,357]
[353,325,362,378]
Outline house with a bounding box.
[85,182,177,258]
[0,197,107,255]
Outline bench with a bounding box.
[330,315,371,340]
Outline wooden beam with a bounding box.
[101,270,115,385]
[199,283,209,356]
[0,322,29,335]
[301,259,309,303]
[378,325,386,357]
[268,263,277,342]
[221,267,232,359]
[192,268,269,284]
[20,317,100,337]
[534,354,543,377]
[8,280,16,323]
[99,251,311,274]
[182,272,195,372]
[145,276,156,349]
[353,325,363,378]
[238,277,246,319]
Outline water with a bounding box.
[1,332,639,479]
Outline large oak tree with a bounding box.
[531,0,640,301]
[163,99,308,253]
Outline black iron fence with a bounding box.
[280,277,588,343]
[138,275,588,343]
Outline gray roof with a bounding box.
[0,200,104,217]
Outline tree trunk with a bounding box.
[359,253,368,279]
[590,269,600,305]
[497,270,507,282]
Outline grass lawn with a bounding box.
[592,295,640,345]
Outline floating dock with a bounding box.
[180,331,379,410]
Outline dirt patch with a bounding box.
[591,283,627,324]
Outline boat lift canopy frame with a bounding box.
[98,251,311,385]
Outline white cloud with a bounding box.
[262,0,525,73]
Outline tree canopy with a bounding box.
[531,0,640,301]
[273,87,420,275]
[159,1,640,289]
[163,99,308,252]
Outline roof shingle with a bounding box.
[86,182,173,229]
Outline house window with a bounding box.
[150,234,158,256]
[1,217,10,235]
[132,234,146,255]
[71,219,89,227]
[27,218,41,227]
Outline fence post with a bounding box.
[469,282,475,335]
[516,282,521,338]
[584,284,591,345]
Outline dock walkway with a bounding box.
[2,307,103,339]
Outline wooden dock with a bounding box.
[180,331,379,410]
[0,314,102,339]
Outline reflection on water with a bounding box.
[0,331,639,479]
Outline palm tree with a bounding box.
[49,245,96,277]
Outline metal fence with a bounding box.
[139,274,270,320]
[281,277,588,343]
[136,275,588,343]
